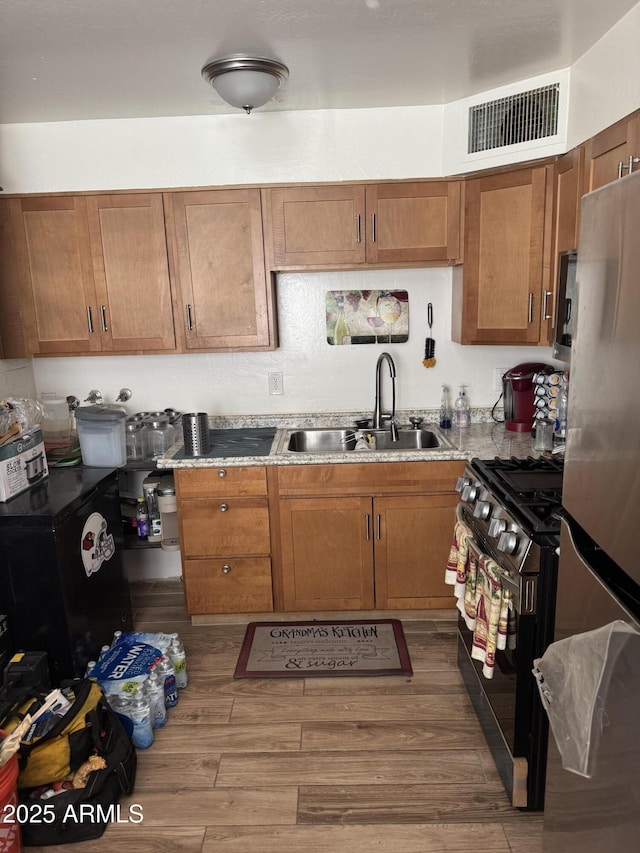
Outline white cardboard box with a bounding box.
[0,427,49,502]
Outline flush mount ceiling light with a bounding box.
[201,55,289,114]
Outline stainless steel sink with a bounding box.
[373,428,441,450]
[287,428,357,452]
[284,426,451,453]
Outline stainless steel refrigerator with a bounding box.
[541,170,640,850]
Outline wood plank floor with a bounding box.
[25,579,543,852]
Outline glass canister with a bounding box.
[534,417,555,452]
[142,416,173,460]
[125,420,145,462]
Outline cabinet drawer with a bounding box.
[183,558,273,614]
[276,460,465,497]
[175,466,267,498]
[179,498,270,557]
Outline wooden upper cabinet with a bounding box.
[6,193,176,355]
[452,165,553,345]
[265,185,366,267]
[86,194,176,351]
[0,200,29,358]
[365,182,461,264]
[168,188,273,351]
[264,181,461,269]
[9,196,101,354]
[586,112,640,191]
[554,147,585,255]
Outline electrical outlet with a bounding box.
[268,372,284,395]
[493,367,508,393]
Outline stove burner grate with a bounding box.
[470,456,564,535]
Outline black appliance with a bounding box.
[550,249,577,363]
[541,169,640,849]
[454,455,563,810]
[0,467,133,684]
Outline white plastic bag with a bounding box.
[533,620,639,777]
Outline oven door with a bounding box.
[456,526,541,809]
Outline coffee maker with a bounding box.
[502,363,553,432]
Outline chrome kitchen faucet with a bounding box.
[372,352,399,440]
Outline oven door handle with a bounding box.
[460,525,527,613]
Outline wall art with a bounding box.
[326,290,409,345]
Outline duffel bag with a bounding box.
[18,691,137,846]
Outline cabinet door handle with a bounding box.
[218,469,227,478]
[371,213,376,243]
[219,503,228,512]
[185,303,193,332]
[365,514,370,540]
[99,305,108,332]
[221,564,231,574]
[542,291,553,321]
[528,293,534,324]
[356,214,361,244]
[629,155,640,175]
[86,306,94,334]
[618,161,625,179]
[376,513,381,540]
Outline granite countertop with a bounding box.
[156,409,548,469]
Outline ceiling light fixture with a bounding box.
[201,55,289,114]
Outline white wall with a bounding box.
[567,3,640,148]
[0,359,36,401]
[0,106,444,194]
[33,270,549,414]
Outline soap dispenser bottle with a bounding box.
[454,385,471,427]
[439,385,452,430]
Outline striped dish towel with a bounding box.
[445,520,478,630]
[471,555,513,679]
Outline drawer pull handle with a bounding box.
[219,503,228,512]
[221,564,231,574]
[218,469,227,478]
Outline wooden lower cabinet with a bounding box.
[374,494,460,609]
[278,497,375,611]
[274,461,462,612]
[175,467,274,615]
[182,558,273,615]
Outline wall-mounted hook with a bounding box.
[84,389,103,405]
[116,388,132,403]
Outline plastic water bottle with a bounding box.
[136,498,149,538]
[85,660,97,679]
[107,693,134,739]
[127,689,154,749]
[112,630,122,646]
[169,633,188,690]
[154,655,178,709]
[144,669,167,728]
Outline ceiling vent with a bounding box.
[468,83,560,154]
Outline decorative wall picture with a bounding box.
[326,290,409,345]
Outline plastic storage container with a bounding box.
[40,393,70,444]
[75,406,127,467]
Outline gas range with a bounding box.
[455,455,564,578]
[454,454,564,810]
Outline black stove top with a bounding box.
[471,456,564,536]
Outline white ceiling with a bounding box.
[1,0,637,125]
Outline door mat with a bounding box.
[234,619,413,678]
